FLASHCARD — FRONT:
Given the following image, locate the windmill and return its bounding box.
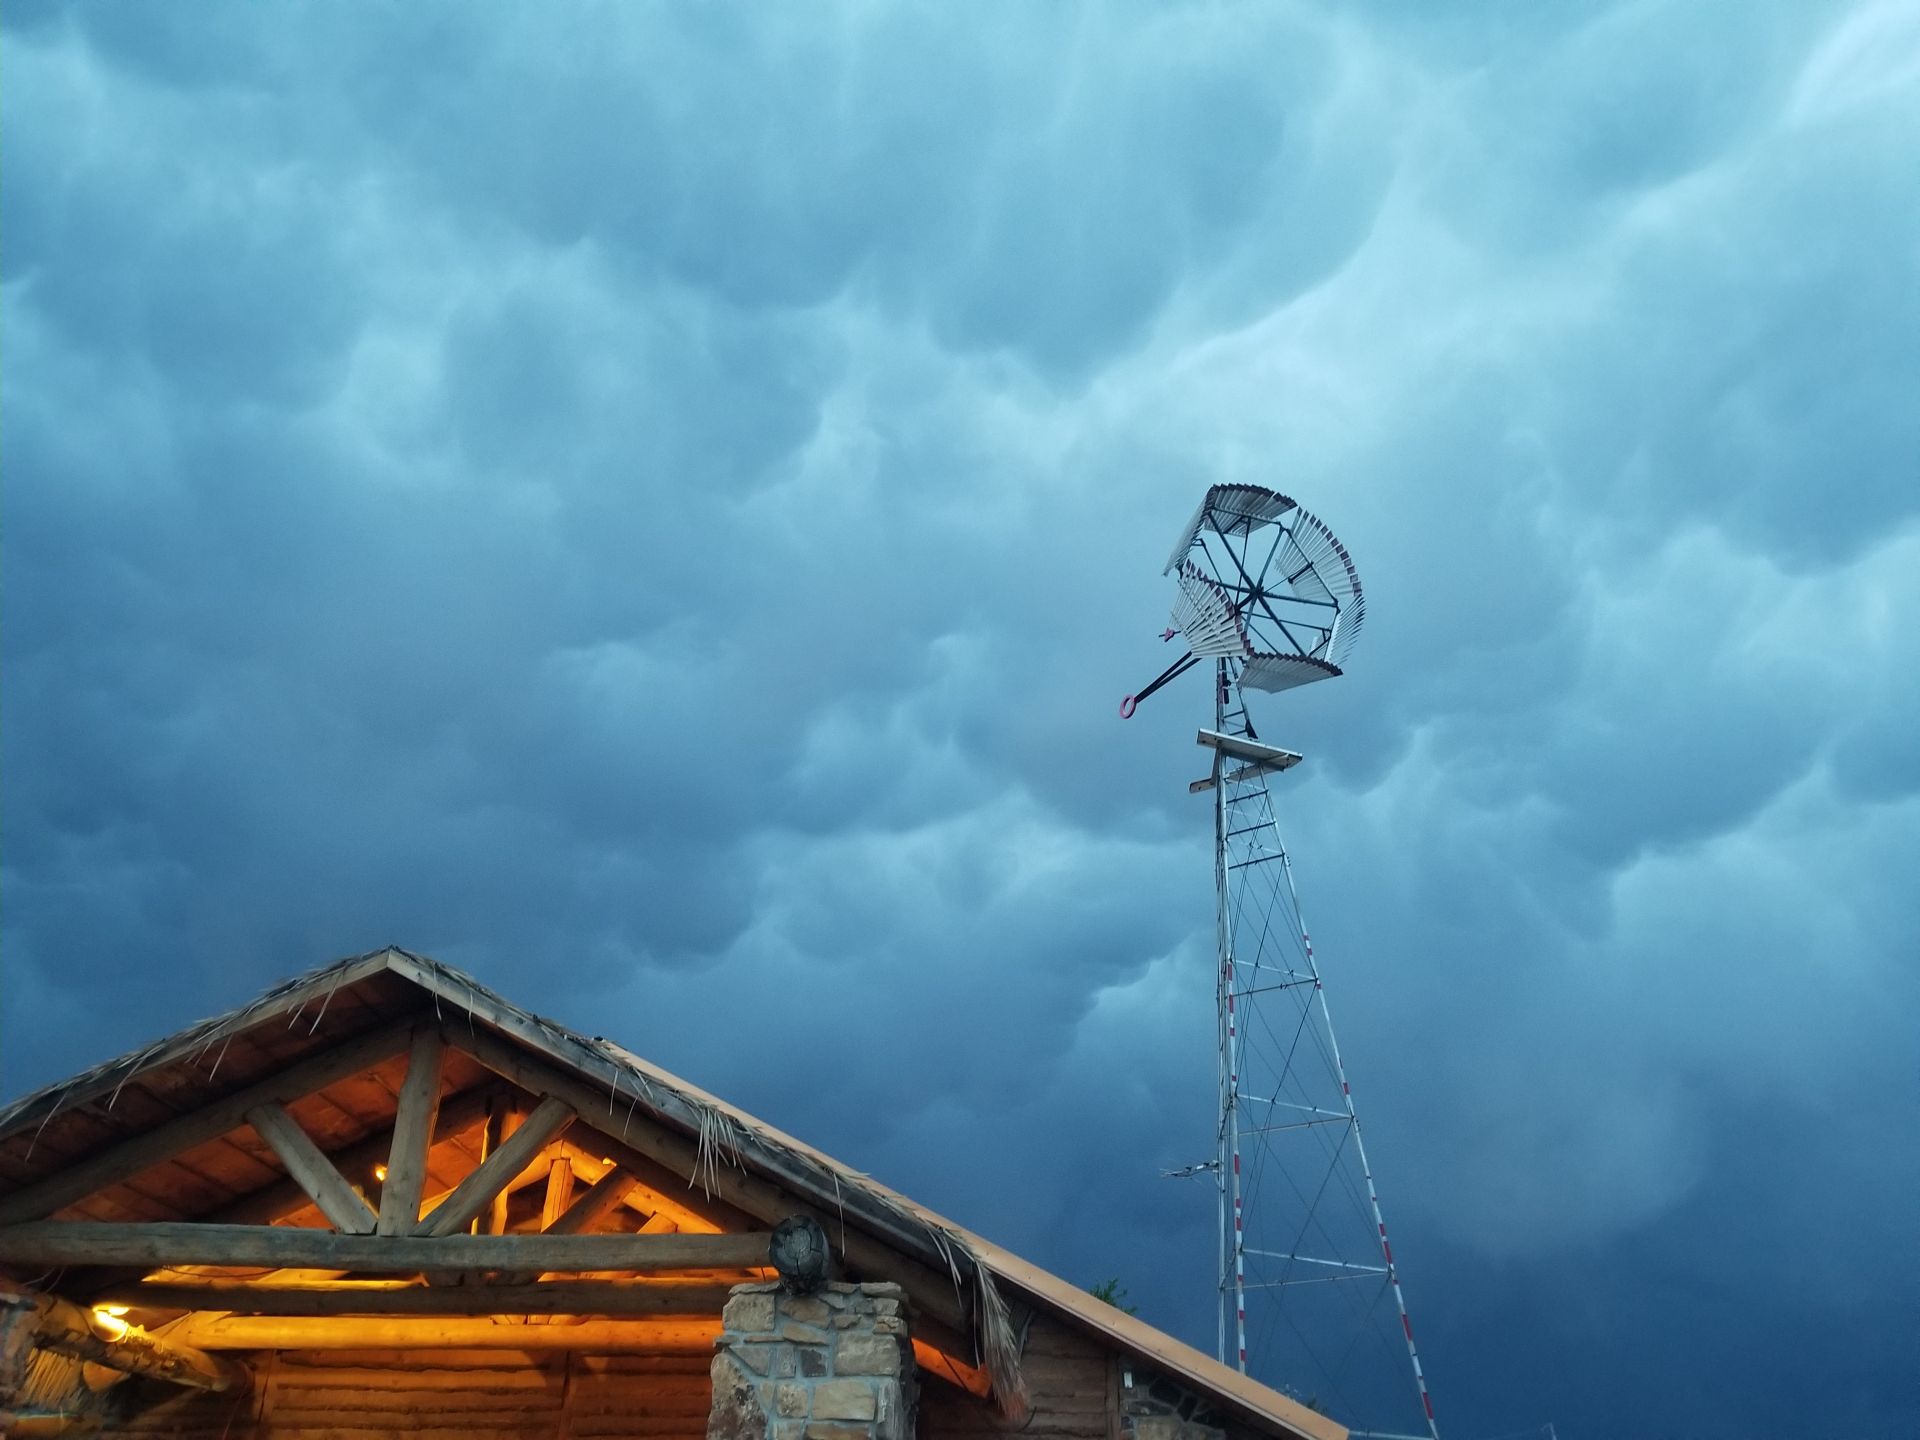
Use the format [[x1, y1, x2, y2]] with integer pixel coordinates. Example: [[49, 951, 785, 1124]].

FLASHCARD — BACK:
[[1122, 485, 1438, 1440]]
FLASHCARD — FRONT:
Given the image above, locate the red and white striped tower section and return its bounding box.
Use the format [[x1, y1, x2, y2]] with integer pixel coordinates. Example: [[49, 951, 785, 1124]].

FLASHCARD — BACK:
[[1279, 852, 1439, 1440], [1212, 660, 1251, 1374]]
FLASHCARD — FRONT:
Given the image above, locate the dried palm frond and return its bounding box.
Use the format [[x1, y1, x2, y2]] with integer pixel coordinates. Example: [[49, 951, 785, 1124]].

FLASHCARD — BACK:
[[693, 1104, 747, 1198]]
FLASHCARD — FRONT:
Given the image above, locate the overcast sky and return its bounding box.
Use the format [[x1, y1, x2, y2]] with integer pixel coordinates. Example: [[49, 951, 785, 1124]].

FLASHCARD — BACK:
[[5, 3, 1917, 1437]]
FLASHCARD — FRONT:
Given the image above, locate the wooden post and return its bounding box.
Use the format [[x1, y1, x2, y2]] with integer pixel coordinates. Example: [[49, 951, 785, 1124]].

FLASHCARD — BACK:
[[480, 1099, 510, 1235], [541, 1157, 575, 1231], [378, 1028, 445, 1235]]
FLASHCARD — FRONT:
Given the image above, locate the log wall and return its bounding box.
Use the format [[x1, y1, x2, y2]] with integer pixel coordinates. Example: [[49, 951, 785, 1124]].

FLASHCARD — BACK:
[[97, 1347, 715, 1439], [93, 1312, 1229, 1440], [921, 1312, 1117, 1440]]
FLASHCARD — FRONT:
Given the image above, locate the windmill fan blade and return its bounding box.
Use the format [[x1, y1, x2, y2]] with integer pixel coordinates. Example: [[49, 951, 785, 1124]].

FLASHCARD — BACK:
[[1171, 562, 1253, 659], [1280, 506, 1367, 663], [1164, 484, 1299, 575], [1240, 653, 1343, 694]]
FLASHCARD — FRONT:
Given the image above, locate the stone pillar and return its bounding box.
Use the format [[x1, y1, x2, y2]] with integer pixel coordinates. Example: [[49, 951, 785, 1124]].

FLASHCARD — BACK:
[[1118, 1366, 1228, 1440], [709, 1281, 917, 1440]]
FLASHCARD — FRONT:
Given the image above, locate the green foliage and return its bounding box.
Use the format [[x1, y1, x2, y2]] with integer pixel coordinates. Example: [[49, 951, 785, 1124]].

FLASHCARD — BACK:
[[1088, 1277, 1139, 1315]]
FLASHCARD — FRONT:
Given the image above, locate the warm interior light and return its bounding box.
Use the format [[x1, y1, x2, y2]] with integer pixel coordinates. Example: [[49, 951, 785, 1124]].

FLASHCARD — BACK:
[[373, 1164, 388, 1182], [90, 1306, 130, 1341], [600, 1157, 614, 1167]]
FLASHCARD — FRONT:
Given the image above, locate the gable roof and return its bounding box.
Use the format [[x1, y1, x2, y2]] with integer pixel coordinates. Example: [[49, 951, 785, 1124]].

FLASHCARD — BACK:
[[0, 946, 1343, 1440]]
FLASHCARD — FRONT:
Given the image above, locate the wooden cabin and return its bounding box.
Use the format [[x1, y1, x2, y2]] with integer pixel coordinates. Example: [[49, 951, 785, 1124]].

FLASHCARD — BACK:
[[0, 948, 1340, 1440]]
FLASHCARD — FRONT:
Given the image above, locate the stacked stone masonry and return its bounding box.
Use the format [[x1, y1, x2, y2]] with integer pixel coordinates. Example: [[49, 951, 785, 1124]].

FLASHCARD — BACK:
[[711, 1281, 918, 1440], [1120, 1367, 1230, 1440]]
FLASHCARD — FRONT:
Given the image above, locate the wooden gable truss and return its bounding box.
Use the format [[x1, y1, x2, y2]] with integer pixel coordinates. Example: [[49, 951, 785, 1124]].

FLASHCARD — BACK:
[[0, 950, 1342, 1440]]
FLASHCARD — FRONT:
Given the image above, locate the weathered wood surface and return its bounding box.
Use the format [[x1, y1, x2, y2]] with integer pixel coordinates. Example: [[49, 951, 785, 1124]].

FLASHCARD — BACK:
[[103, 1279, 736, 1316], [0, 1221, 770, 1273], [376, 1028, 445, 1236], [0, 1021, 416, 1227], [541, 1156, 575, 1230], [15, 1289, 250, 1393], [450, 1025, 978, 1334], [243, 1104, 377, 1236], [417, 1094, 573, 1237], [923, 1312, 1112, 1439], [171, 1314, 723, 1351]]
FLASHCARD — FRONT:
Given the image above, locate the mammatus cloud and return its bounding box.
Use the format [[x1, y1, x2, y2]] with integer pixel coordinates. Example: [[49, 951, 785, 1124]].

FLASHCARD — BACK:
[[5, 3, 1915, 1436]]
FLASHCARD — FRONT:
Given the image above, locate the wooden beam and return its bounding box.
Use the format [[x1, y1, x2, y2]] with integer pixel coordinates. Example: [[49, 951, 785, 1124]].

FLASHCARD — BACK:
[[0, 1020, 418, 1226], [62, 1086, 505, 1306], [377, 1028, 445, 1235], [914, 1336, 994, 1400], [416, 1096, 574, 1238], [450, 1027, 973, 1333], [492, 1160, 639, 1288], [209, 1086, 499, 1231], [0, 1222, 771, 1274], [23, 1290, 249, 1392], [556, 1141, 723, 1233], [243, 1103, 377, 1235], [540, 1158, 574, 1231], [482, 1099, 516, 1235], [171, 1313, 721, 1351], [547, 1164, 634, 1237], [105, 1279, 735, 1317]]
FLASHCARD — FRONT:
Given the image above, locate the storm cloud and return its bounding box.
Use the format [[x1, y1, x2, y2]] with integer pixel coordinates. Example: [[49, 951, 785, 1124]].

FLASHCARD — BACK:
[[5, 3, 1916, 1437]]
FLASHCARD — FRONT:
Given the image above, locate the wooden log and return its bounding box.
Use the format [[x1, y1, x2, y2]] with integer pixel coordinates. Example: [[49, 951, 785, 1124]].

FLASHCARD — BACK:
[[0, 1021, 417, 1226], [493, 1162, 638, 1287], [209, 1086, 498, 1230], [102, 1280, 735, 1317], [547, 1165, 633, 1238], [62, 1088, 504, 1306], [482, 1101, 516, 1236], [21, 1290, 249, 1393], [170, 1314, 722, 1351], [540, 1158, 574, 1231], [417, 1096, 574, 1238], [243, 1103, 377, 1235], [0, 1221, 770, 1273], [555, 1141, 722, 1233], [448, 1028, 974, 1333], [378, 1028, 445, 1235]]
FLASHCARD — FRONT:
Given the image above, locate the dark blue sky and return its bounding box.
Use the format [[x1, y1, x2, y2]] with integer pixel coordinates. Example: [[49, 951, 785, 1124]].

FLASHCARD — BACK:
[[5, 4, 1917, 1438]]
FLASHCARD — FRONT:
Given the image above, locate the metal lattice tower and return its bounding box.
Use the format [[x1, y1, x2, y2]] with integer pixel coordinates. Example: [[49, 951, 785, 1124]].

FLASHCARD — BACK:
[[1123, 487, 1438, 1440]]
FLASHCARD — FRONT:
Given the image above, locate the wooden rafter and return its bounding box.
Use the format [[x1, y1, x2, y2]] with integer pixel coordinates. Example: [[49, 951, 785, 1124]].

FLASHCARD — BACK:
[[555, 1140, 724, 1233], [0, 1020, 417, 1227], [448, 1024, 975, 1334], [242, 1103, 376, 1235], [416, 1095, 574, 1238]]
